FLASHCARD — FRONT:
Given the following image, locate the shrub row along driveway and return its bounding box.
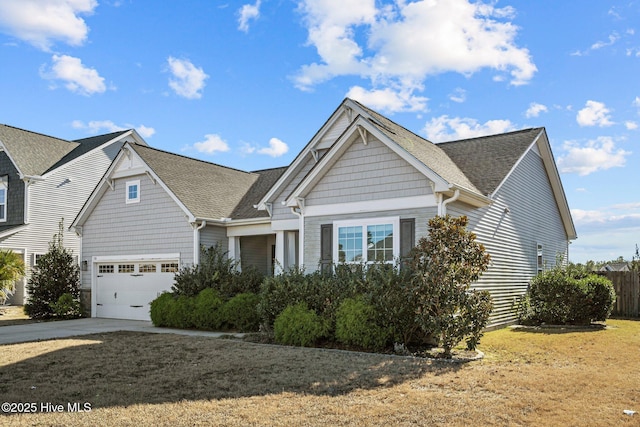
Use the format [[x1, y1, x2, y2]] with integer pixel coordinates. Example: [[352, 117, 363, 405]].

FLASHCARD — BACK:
[[1, 319, 639, 426]]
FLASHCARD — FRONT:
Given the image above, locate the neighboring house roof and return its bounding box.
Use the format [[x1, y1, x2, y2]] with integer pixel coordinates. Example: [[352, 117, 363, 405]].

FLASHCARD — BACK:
[[0, 124, 132, 177], [127, 144, 286, 221], [437, 127, 544, 197], [599, 262, 631, 272]]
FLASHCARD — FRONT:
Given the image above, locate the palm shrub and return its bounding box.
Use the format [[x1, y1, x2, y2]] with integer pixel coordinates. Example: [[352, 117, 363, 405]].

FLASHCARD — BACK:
[[0, 249, 25, 305], [409, 215, 492, 358], [24, 221, 81, 319]]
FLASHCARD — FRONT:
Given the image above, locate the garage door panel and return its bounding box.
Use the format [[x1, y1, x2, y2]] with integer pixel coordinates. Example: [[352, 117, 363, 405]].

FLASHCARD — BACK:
[[95, 260, 177, 321]]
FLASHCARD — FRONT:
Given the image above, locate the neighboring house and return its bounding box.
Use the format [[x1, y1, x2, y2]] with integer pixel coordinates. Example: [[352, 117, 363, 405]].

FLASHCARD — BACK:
[[73, 98, 576, 325], [0, 124, 146, 305], [599, 262, 631, 272]]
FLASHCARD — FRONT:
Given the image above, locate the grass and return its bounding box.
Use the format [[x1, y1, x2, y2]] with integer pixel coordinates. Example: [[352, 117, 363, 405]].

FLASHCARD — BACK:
[[0, 305, 36, 326], [1, 319, 639, 426]]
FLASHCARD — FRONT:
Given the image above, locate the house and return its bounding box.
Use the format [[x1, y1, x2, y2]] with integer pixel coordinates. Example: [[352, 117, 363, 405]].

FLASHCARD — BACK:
[[599, 262, 631, 272], [0, 124, 146, 305], [72, 98, 576, 325]]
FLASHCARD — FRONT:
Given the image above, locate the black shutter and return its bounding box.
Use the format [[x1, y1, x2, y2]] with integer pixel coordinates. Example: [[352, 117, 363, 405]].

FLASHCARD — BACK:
[[400, 218, 415, 268], [320, 224, 333, 274]]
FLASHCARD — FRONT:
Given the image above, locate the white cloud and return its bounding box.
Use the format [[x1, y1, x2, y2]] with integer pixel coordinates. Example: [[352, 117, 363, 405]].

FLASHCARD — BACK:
[[625, 121, 638, 130], [633, 96, 640, 110], [525, 102, 548, 118], [576, 100, 614, 127], [423, 115, 516, 142], [72, 120, 155, 138], [238, 0, 261, 32], [557, 137, 631, 176], [590, 33, 619, 50], [294, 0, 536, 112], [0, 0, 97, 51], [167, 57, 208, 99], [193, 134, 230, 154], [346, 86, 427, 113], [448, 88, 466, 103], [257, 138, 289, 157], [41, 54, 106, 96]]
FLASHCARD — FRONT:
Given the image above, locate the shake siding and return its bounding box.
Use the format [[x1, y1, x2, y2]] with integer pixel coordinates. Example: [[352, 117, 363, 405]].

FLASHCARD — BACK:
[[449, 149, 569, 326], [80, 174, 194, 289], [316, 113, 350, 148], [271, 155, 317, 221], [305, 138, 431, 205], [200, 225, 227, 249], [304, 208, 436, 272], [0, 152, 24, 228]]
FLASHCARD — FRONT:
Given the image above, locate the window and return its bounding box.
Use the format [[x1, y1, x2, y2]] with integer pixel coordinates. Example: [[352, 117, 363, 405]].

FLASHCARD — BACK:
[[537, 244, 544, 273], [334, 217, 399, 265], [98, 265, 114, 274], [118, 264, 135, 273], [161, 263, 179, 273], [139, 264, 156, 273], [126, 180, 140, 204], [0, 176, 7, 222]]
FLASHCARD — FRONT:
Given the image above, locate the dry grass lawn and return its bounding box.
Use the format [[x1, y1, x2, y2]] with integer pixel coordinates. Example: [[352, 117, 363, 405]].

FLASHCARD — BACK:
[[1, 319, 639, 426], [0, 305, 35, 326]]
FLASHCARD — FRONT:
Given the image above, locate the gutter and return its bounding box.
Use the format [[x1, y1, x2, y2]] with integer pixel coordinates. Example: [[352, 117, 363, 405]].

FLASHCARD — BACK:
[[192, 220, 207, 264]]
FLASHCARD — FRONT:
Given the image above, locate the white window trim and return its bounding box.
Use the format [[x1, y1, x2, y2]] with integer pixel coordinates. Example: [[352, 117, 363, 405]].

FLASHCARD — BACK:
[[0, 178, 7, 222], [125, 180, 140, 204], [333, 216, 400, 265]]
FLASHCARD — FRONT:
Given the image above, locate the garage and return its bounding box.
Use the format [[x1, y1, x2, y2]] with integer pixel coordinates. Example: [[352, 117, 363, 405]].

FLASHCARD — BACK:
[[94, 257, 179, 321]]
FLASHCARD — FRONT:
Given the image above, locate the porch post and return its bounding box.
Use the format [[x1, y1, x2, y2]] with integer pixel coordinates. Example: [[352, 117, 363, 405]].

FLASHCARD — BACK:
[[275, 231, 285, 275], [228, 236, 241, 272]]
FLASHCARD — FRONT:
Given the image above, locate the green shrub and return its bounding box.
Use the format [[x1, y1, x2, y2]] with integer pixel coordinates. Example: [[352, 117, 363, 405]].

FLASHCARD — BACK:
[[274, 303, 328, 347], [24, 221, 81, 319], [463, 290, 493, 351], [49, 292, 82, 319], [335, 297, 390, 350], [522, 269, 616, 325], [172, 244, 237, 298], [149, 293, 196, 329], [150, 292, 174, 327], [219, 292, 261, 332], [192, 288, 224, 330]]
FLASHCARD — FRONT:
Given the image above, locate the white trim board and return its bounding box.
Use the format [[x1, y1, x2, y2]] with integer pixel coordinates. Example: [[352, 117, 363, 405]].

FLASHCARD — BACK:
[[304, 195, 437, 217]]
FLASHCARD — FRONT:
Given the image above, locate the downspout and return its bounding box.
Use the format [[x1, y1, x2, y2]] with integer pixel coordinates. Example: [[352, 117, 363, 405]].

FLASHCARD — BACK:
[[192, 220, 207, 264], [439, 189, 460, 216]]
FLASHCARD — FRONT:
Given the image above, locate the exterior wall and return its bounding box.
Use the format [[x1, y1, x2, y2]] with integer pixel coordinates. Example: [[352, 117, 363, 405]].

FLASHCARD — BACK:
[[449, 149, 570, 326], [305, 137, 432, 206], [200, 224, 227, 250], [271, 154, 317, 221], [240, 234, 270, 275], [304, 207, 436, 271], [1, 142, 122, 304], [0, 152, 25, 229], [80, 173, 194, 290]]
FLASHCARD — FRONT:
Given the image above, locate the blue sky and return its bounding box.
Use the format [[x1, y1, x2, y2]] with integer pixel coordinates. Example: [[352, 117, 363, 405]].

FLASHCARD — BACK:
[[0, 0, 638, 264]]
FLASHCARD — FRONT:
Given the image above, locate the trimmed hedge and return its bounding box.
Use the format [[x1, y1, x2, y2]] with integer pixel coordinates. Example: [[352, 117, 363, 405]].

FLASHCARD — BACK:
[[335, 297, 390, 350], [219, 293, 261, 332], [274, 303, 328, 347]]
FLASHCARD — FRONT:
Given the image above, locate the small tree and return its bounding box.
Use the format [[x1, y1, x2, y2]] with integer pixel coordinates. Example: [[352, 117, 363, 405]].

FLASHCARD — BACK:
[[410, 215, 492, 358], [24, 220, 81, 319], [0, 249, 25, 305]]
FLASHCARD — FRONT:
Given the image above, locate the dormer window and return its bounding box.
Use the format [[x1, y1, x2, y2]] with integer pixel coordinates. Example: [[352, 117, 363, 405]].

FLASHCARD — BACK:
[[126, 180, 140, 204]]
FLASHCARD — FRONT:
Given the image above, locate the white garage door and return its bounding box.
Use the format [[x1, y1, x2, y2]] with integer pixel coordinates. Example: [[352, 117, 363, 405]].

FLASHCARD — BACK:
[[95, 260, 179, 321]]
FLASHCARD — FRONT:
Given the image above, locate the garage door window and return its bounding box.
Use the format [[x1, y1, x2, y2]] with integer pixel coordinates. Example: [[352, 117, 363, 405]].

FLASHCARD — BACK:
[[140, 264, 156, 273], [161, 263, 179, 273], [99, 265, 114, 274], [119, 264, 135, 273]]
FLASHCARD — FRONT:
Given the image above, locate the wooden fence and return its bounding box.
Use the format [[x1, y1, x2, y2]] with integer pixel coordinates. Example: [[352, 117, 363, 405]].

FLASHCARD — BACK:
[[599, 271, 640, 318]]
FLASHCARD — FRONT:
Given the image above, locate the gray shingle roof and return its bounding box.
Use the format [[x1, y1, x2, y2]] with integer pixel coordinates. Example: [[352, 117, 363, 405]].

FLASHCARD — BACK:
[[129, 144, 283, 221], [437, 128, 542, 196], [0, 124, 78, 176], [0, 125, 129, 176], [231, 167, 288, 219]]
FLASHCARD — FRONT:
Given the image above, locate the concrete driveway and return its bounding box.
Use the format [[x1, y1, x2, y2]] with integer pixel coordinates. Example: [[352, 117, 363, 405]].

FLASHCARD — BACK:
[[0, 318, 242, 345]]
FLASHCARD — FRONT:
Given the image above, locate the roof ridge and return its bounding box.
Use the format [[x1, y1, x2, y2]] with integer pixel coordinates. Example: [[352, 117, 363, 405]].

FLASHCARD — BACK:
[[130, 143, 258, 176], [0, 123, 74, 144], [251, 165, 289, 173], [436, 127, 544, 145], [73, 130, 130, 143]]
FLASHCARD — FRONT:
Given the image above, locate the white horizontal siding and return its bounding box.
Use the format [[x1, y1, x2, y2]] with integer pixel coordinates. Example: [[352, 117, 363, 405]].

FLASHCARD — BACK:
[[80, 173, 194, 289]]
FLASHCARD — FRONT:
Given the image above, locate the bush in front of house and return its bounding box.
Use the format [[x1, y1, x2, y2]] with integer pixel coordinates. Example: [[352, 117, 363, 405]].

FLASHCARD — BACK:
[[193, 288, 224, 330], [150, 292, 175, 327], [335, 297, 390, 350], [273, 302, 329, 347], [24, 221, 82, 320], [520, 268, 616, 325], [409, 215, 493, 358], [219, 292, 261, 332]]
